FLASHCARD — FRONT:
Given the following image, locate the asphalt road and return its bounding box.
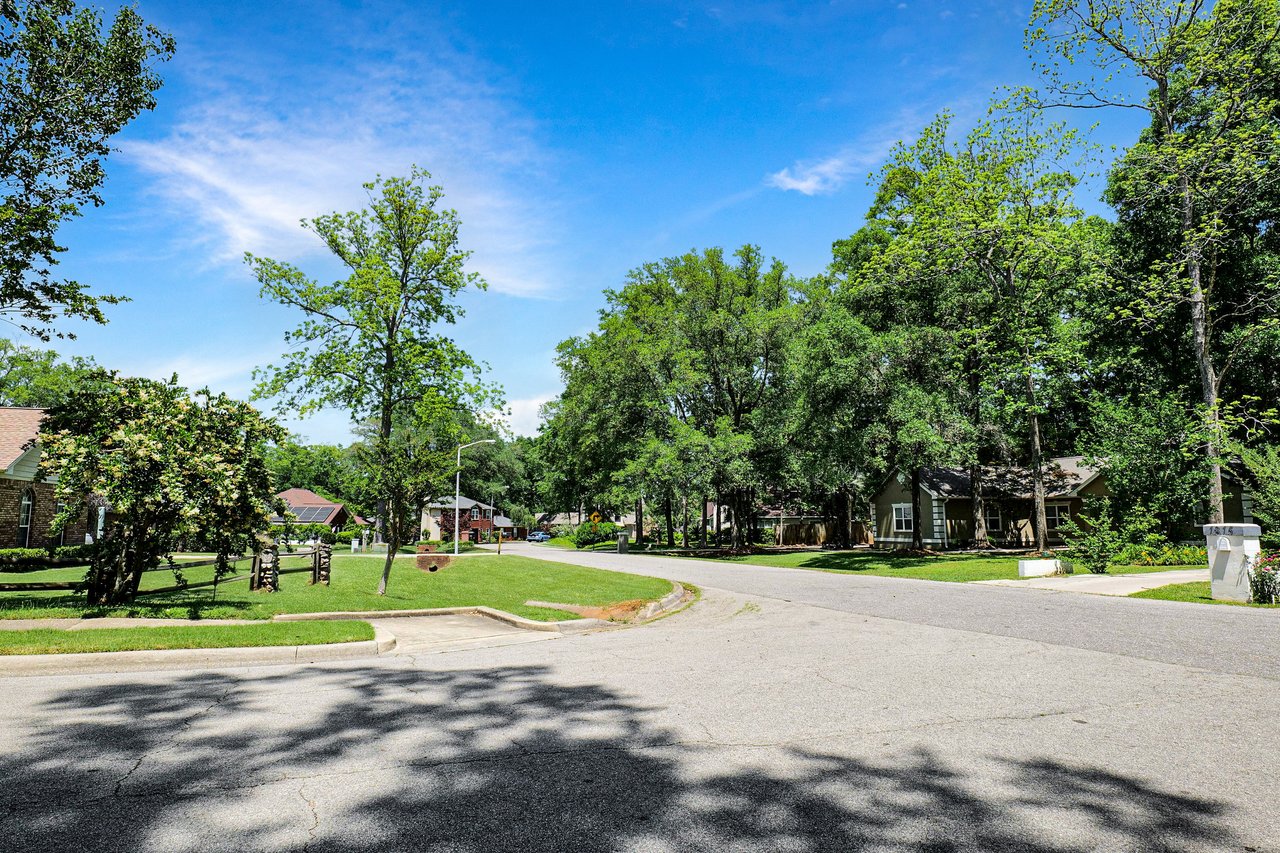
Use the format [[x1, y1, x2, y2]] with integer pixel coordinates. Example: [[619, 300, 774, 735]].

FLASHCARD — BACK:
[[2, 543, 1277, 852]]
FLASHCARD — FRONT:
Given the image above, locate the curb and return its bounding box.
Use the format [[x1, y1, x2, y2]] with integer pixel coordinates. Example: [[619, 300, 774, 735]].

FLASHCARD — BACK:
[[272, 607, 612, 634], [0, 624, 397, 678], [636, 582, 689, 621]]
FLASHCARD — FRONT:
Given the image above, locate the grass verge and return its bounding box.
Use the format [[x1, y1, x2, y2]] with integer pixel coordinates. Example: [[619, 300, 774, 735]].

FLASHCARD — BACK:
[[1129, 581, 1279, 608], [689, 550, 1201, 583], [0, 555, 672, 622], [0, 620, 374, 655]]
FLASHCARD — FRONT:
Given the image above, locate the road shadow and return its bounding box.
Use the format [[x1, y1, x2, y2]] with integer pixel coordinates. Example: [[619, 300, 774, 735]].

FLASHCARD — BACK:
[[1, 664, 1242, 852]]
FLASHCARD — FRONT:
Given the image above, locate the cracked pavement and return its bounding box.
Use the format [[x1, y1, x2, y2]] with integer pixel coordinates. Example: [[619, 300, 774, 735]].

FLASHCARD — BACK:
[[1, 544, 1277, 851]]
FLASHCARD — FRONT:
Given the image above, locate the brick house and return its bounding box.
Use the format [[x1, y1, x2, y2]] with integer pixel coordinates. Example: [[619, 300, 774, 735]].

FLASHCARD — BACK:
[[270, 488, 363, 532], [0, 408, 93, 548]]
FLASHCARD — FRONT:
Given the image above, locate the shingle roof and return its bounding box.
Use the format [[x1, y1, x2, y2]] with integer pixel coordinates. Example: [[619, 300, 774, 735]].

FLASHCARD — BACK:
[[0, 408, 46, 471], [426, 496, 494, 511], [277, 488, 340, 508], [273, 488, 343, 525], [920, 456, 1100, 500]]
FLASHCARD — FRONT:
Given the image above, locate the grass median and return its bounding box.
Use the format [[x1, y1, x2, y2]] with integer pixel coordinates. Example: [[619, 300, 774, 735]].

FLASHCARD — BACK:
[[1130, 581, 1280, 607], [0, 554, 672, 622], [686, 550, 1200, 583], [0, 620, 374, 655]]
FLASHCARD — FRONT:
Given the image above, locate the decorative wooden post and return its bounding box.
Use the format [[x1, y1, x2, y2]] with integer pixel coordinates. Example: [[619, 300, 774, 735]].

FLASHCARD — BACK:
[[248, 552, 262, 591]]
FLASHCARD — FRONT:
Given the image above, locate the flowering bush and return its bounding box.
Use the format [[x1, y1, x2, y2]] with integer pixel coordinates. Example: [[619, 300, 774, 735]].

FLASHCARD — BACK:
[[1248, 552, 1280, 605]]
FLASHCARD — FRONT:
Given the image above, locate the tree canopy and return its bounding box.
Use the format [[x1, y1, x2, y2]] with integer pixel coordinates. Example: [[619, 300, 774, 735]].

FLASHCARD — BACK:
[[1, 0, 174, 338]]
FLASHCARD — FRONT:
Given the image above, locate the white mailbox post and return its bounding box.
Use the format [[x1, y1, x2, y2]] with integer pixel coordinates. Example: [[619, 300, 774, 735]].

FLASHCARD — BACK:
[[1204, 523, 1260, 603]]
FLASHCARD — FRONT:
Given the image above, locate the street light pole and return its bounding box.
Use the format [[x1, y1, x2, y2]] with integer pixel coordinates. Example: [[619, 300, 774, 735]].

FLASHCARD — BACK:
[[454, 439, 496, 556]]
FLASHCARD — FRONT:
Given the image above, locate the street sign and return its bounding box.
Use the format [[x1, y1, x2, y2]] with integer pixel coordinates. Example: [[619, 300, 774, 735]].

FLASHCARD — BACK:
[[590, 512, 602, 523]]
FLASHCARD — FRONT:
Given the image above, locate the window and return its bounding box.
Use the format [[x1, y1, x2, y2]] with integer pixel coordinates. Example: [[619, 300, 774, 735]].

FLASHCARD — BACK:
[[983, 506, 1002, 533], [892, 504, 913, 533], [54, 500, 66, 547], [470, 506, 480, 520], [17, 489, 33, 548], [1044, 503, 1069, 532]]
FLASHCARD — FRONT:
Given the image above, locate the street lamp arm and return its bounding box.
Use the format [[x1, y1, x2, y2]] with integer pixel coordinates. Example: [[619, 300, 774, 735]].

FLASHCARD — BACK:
[[453, 439, 497, 556]]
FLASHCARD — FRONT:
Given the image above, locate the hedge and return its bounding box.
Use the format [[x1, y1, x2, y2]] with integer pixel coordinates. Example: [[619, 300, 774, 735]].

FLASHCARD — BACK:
[[0, 544, 98, 571]]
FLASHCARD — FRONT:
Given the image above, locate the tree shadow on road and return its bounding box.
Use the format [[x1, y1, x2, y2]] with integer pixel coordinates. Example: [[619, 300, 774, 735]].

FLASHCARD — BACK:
[[1, 664, 1241, 852]]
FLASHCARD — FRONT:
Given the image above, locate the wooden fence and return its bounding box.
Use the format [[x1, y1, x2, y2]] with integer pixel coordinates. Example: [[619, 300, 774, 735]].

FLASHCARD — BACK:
[[0, 544, 333, 595]]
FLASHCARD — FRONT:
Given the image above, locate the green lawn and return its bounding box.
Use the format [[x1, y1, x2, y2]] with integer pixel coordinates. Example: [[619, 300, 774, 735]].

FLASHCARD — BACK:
[[0, 620, 374, 655], [1130, 581, 1280, 608], [0, 554, 672, 622], [694, 550, 1200, 583]]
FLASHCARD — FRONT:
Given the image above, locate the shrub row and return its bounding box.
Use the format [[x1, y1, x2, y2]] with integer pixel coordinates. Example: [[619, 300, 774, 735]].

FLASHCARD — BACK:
[[1115, 543, 1208, 566], [0, 543, 98, 571]]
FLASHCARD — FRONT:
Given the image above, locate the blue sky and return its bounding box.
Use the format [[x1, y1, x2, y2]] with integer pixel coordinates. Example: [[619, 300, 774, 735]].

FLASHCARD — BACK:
[[39, 0, 1144, 443]]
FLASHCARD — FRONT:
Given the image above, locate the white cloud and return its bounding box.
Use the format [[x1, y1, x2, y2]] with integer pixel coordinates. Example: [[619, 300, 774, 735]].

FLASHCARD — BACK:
[[122, 32, 564, 298], [766, 111, 926, 196], [503, 393, 554, 437], [767, 154, 868, 195]]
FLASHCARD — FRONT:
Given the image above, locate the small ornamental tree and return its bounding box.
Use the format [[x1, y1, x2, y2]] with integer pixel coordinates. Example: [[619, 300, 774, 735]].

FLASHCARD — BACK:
[[38, 373, 286, 604]]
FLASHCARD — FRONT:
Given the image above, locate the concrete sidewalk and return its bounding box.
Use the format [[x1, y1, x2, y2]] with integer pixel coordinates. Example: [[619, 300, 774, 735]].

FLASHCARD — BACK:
[[974, 567, 1207, 596]]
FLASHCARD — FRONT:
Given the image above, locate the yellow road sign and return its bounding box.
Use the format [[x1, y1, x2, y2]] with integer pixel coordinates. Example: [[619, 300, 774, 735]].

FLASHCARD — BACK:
[[590, 512, 602, 523]]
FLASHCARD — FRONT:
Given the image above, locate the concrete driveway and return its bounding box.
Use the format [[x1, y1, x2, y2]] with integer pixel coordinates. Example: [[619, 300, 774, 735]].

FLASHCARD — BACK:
[[1, 542, 1276, 852]]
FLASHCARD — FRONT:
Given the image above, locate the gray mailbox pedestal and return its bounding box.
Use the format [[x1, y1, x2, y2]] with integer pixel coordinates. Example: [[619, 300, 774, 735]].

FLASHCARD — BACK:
[[1204, 523, 1260, 603], [617, 532, 629, 554]]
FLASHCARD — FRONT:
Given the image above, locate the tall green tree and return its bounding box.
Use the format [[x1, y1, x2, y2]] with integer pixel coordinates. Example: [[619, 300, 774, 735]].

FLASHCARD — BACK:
[[1028, 0, 1280, 522], [40, 373, 284, 605], [249, 170, 494, 594], [860, 106, 1091, 549], [1, 1, 174, 338], [541, 246, 799, 549], [0, 338, 98, 406]]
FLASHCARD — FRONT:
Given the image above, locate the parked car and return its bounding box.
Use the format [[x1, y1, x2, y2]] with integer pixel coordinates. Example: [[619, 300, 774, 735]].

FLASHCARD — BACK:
[[526, 530, 551, 542]]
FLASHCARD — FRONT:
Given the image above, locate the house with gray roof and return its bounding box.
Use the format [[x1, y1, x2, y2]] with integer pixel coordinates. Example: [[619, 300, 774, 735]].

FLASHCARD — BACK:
[[870, 455, 1254, 548]]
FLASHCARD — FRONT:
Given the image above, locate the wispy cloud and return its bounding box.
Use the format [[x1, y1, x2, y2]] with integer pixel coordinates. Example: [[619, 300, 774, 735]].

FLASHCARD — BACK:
[[122, 19, 564, 298], [766, 111, 928, 196]]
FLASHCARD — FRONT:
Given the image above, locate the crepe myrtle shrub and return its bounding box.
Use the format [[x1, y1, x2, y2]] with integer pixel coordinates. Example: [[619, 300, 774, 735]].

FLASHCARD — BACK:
[[1248, 552, 1280, 605], [37, 372, 287, 604]]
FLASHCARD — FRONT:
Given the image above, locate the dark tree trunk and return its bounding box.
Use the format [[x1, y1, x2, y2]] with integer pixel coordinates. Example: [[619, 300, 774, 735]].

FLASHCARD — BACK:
[[700, 496, 708, 548], [665, 496, 675, 547], [635, 496, 644, 547], [682, 496, 689, 549], [911, 467, 924, 551], [971, 462, 988, 548]]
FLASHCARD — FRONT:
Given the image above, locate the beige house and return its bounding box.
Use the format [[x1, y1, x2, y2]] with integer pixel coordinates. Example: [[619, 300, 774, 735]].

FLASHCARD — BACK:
[[871, 456, 1255, 549]]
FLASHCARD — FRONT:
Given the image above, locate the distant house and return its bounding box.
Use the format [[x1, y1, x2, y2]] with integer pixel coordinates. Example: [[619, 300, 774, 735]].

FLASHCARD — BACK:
[[271, 488, 362, 533], [422, 496, 495, 541], [871, 457, 1111, 548], [0, 407, 94, 548], [870, 456, 1254, 548]]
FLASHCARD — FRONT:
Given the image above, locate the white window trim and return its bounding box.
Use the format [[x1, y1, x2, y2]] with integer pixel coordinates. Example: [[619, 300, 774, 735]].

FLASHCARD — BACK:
[[1043, 502, 1070, 531], [983, 505, 1002, 533], [18, 489, 34, 548], [892, 503, 913, 533]]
